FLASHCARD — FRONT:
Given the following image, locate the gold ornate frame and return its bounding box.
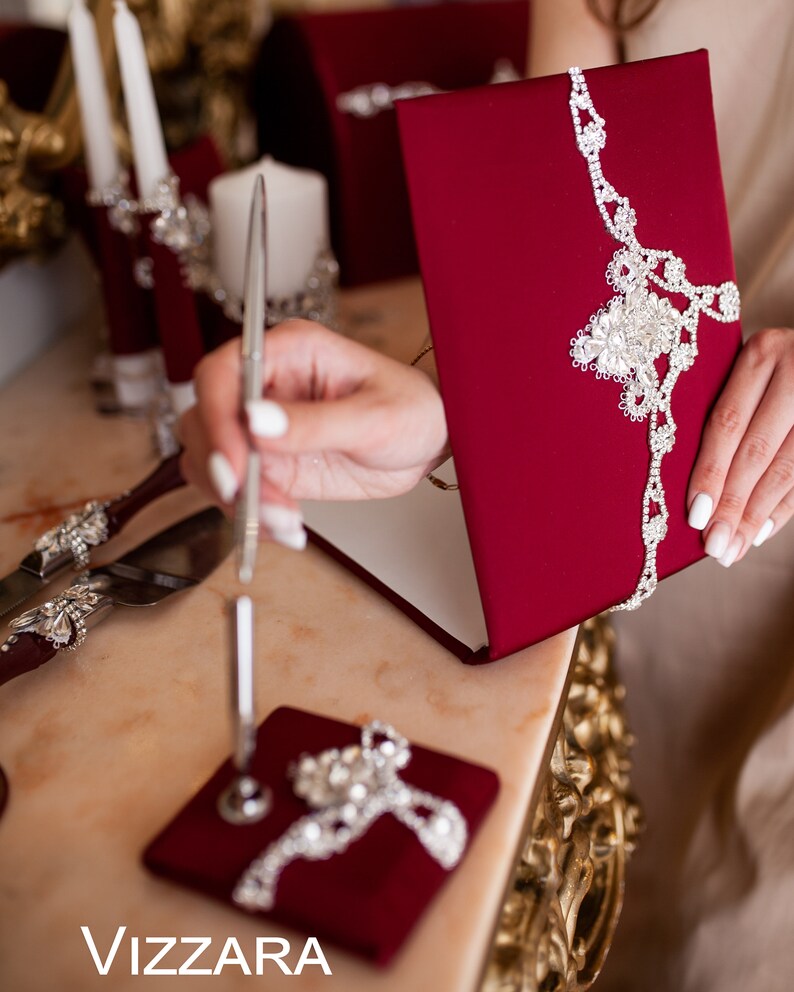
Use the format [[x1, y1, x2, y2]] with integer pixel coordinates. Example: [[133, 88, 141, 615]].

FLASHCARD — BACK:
[[481, 616, 642, 991]]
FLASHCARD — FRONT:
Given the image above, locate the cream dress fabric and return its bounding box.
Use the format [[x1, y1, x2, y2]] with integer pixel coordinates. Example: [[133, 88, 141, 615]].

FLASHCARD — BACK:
[[602, 3, 794, 990]]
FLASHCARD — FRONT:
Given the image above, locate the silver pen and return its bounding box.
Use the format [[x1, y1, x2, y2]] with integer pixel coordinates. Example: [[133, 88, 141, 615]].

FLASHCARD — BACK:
[[217, 595, 271, 824], [234, 174, 267, 585]]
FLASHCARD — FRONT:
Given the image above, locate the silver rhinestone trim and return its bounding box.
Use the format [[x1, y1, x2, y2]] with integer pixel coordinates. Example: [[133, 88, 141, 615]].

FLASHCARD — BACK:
[[567, 67, 740, 611]]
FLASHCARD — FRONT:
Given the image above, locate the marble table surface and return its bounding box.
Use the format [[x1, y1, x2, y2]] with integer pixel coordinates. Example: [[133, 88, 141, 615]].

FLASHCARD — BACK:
[[0, 279, 576, 991]]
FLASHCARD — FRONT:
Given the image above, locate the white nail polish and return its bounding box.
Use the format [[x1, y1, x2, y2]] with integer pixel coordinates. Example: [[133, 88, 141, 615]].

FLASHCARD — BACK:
[[718, 537, 742, 568], [752, 518, 774, 548], [246, 400, 289, 438], [688, 493, 713, 531], [272, 526, 307, 551], [260, 503, 304, 533], [705, 522, 731, 560], [207, 451, 238, 503]]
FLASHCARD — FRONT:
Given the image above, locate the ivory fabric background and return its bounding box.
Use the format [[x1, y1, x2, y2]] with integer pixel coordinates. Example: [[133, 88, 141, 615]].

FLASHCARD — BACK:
[[602, 2, 794, 989]]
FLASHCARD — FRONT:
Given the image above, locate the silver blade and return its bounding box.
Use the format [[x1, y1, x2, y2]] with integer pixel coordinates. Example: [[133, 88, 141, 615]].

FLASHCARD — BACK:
[[0, 568, 45, 619], [86, 507, 233, 608]]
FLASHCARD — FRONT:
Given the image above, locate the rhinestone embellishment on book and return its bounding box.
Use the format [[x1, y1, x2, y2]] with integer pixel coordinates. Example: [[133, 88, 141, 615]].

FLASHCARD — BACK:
[[233, 721, 468, 912], [567, 67, 740, 611]]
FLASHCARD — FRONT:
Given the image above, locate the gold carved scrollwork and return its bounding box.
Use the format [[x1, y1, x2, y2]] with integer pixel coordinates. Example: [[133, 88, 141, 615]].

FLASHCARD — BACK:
[[481, 615, 643, 991], [0, 0, 111, 266], [129, 0, 261, 161], [0, 0, 258, 265], [0, 81, 68, 263]]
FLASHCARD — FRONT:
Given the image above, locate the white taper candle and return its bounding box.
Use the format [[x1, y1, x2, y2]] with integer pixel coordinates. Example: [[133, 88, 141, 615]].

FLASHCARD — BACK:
[[68, 0, 120, 190], [112, 0, 169, 199]]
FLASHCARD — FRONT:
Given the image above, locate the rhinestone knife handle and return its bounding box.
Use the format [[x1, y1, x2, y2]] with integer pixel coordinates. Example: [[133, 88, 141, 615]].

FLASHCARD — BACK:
[[0, 597, 114, 687], [20, 454, 186, 580]]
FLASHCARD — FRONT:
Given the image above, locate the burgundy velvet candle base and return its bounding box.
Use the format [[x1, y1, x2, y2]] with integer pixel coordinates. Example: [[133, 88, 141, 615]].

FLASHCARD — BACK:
[[143, 707, 500, 966], [92, 206, 159, 356], [397, 51, 743, 660], [146, 236, 206, 385], [143, 134, 230, 379]]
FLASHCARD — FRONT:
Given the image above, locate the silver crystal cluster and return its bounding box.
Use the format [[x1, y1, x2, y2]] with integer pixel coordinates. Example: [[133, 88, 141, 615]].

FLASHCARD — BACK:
[[34, 501, 110, 572], [6, 581, 105, 651], [232, 720, 468, 912], [86, 171, 140, 236], [567, 67, 740, 611], [208, 249, 340, 329], [336, 59, 520, 119]]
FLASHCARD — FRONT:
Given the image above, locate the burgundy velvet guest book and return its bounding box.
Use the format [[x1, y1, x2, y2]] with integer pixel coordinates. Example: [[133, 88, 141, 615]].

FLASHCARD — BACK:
[[397, 51, 742, 657], [306, 51, 742, 663]]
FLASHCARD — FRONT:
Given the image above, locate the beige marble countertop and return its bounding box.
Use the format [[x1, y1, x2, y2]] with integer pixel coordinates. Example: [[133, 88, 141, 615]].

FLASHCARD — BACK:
[[0, 280, 577, 992]]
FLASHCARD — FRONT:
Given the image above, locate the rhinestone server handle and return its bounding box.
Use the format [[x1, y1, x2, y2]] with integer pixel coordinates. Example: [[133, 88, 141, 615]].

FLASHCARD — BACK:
[[0, 588, 114, 687]]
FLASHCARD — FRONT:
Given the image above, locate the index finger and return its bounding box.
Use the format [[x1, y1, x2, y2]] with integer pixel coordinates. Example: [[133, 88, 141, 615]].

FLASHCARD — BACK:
[[687, 345, 770, 522], [194, 339, 249, 487]]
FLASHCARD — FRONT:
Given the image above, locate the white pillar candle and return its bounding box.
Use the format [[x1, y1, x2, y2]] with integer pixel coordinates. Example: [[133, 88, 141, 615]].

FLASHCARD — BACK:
[[112, 0, 169, 199], [68, 0, 119, 190], [209, 156, 329, 302]]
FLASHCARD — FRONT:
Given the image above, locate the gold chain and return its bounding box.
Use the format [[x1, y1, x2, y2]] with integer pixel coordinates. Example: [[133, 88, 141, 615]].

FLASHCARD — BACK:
[[409, 342, 460, 492]]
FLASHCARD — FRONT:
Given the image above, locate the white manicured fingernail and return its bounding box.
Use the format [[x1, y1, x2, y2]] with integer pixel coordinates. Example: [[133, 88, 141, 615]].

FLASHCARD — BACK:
[[718, 536, 742, 568], [260, 503, 307, 550], [260, 503, 304, 533], [246, 400, 289, 438], [271, 526, 307, 551], [705, 522, 731, 560], [207, 451, 238, 503], [752, 518, 774, 547], [688, 493, 713, 530]]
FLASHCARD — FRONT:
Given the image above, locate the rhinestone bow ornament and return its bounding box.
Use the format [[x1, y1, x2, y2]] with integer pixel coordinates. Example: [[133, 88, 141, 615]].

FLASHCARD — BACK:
[[567, 67, 740, 610], [233, 721, 468, 912], [34, 501, 110, 571], [7, 581, 105, 651]]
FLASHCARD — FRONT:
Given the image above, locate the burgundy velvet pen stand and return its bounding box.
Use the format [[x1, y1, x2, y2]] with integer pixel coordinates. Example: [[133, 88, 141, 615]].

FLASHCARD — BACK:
[[144, 706, 500, 966]]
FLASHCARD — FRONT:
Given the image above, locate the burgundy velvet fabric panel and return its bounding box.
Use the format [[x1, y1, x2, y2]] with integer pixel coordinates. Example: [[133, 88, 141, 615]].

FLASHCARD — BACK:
[[398, 52, 742, 660], [143, 135, 227, 379], [92, 206, 159, 355], [254, 2, 529, 286], [144, 706, 500, 966], [169, 133, 227, 201], [146, 237, 204, 383]]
